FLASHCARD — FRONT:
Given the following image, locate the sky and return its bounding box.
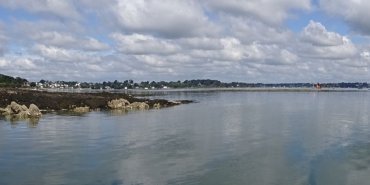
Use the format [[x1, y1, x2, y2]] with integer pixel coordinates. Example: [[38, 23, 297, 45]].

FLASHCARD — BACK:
[[0, 0, 370, 83]]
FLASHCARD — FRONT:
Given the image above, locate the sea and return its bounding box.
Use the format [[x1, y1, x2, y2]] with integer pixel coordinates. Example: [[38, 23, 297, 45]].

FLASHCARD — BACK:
[[1, 90, 370, 185]]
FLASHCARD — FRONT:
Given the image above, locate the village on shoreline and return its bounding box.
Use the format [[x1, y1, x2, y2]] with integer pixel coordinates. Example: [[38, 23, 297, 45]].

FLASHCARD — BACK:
[[1, 73, 369, 90]]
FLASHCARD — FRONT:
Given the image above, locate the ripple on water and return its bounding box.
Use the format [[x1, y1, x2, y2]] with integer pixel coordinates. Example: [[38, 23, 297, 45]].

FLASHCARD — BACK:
[[308, 142, 370, 185]]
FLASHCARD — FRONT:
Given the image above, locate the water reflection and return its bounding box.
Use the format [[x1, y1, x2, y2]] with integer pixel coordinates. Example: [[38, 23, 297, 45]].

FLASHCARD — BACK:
[[55, 111, 91, 117], [1, 115, 41, 127], [108, 109, 128, 116], [0, 91, 370, 185], [309, 143, 370, 185]]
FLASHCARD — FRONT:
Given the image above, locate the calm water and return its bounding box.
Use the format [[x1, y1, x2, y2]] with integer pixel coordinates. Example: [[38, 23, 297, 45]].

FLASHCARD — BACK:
[[1, 91, 370, 185]]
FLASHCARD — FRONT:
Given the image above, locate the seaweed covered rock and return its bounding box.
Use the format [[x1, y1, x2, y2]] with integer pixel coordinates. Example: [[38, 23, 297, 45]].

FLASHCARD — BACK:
[[0, 102, 41, 118], [10, 101, 23, 114], [73, 106, 90, 113], [0, 106, 12, 115], [1, 101, 26, 116], [127, 102, 149, 110], [17, 110, 29, 119], [153, 103, 161, 109], [21, 105, 28, 112], [28, 104, 42, 117], [107, 98, 130, 109]]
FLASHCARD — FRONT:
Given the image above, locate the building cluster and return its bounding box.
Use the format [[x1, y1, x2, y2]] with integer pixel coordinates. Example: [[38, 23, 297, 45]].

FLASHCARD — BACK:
[[35, 81, 81, 89]]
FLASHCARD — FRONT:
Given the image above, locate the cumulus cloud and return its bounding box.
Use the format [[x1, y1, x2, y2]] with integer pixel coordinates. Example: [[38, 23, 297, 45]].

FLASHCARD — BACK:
[[15, 58, 37, 69], [244, 43, 299, 65], [0, 0, 369, 82], [0, 22, 7, 55], [0, 0, 81, 20], [299, 21, 357, 60], [0, 54, 40, 74], [188, 37, 246, 62], [320, 0, 370, 35], [206, 0, 311, 25], [301, 40, 357, 60], [7, 19, 88, 50], [0, 40, 5, 56], [301, 20, 346, 46], [112, 0, 218, 38], [31, 31, 109, 51], [361, 51, 370, 59], [33, 44, 103, 63], [0, 58, 9, 67], [221, 16, 294, 44], [178, 37, 224, 51], [111, 33, 179, 55], [187, 38, 298, 66]]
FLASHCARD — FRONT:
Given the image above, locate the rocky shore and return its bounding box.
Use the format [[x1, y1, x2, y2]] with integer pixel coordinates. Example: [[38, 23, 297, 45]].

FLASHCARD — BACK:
[[0, 88, 192, 120]]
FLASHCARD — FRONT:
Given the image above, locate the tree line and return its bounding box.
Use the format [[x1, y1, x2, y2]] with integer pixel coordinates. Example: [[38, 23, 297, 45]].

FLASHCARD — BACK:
[[0, 73, 368, 89], [0, 74, 28, 87], [34, 79, 369, 89]]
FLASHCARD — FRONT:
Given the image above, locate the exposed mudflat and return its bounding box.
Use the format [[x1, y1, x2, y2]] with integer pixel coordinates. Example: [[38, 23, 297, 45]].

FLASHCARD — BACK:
[[0, 88, 192, 111]]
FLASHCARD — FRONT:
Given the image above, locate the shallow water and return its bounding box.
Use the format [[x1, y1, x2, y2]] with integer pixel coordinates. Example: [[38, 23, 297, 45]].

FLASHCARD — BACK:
[[1, 91, 370, 185]]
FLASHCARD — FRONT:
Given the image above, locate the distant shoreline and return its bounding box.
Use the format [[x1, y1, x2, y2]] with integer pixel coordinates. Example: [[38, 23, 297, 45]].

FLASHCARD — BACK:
[[33, 87, 370, 93], [129, 87, 369, 92]]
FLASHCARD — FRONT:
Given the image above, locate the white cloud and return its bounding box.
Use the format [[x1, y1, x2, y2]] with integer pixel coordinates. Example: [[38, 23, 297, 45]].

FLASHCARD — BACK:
[[34, 45, 75, 62], [178, 37, 224, 50], [0, 0, 370, 82], [303, 40, 357, 60], [0, 22, 7, 55], [8, 19, 87, 49], [84, 38, 110, 51], [280, 49, 299, 64], [222, 16, 294, 44], [33, 44, 102, 63], [188, 38, 298, 66], [111, 33, 179, 55], [31, 31, 109, 51], [219, 37, 245, 61], [301, 20, 346, 46], [244, 43, 299, 65], [0, 58, 9, 67], [320, 0, 370, 35], [361, 51, 370, 59], [206, 0, 311, 25], [299, 21, 357, 60], [0, 55, 39, 72], [188, 37, 246, 62], [14, 58, 37, 69], [113, 0, 218, 38], [134, 55, 172, 68], [0, 0, 81, 20]]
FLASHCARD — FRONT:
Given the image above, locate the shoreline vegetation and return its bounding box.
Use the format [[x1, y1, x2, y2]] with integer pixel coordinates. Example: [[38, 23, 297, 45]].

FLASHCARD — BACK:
[[2, 74, 369, 90]]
